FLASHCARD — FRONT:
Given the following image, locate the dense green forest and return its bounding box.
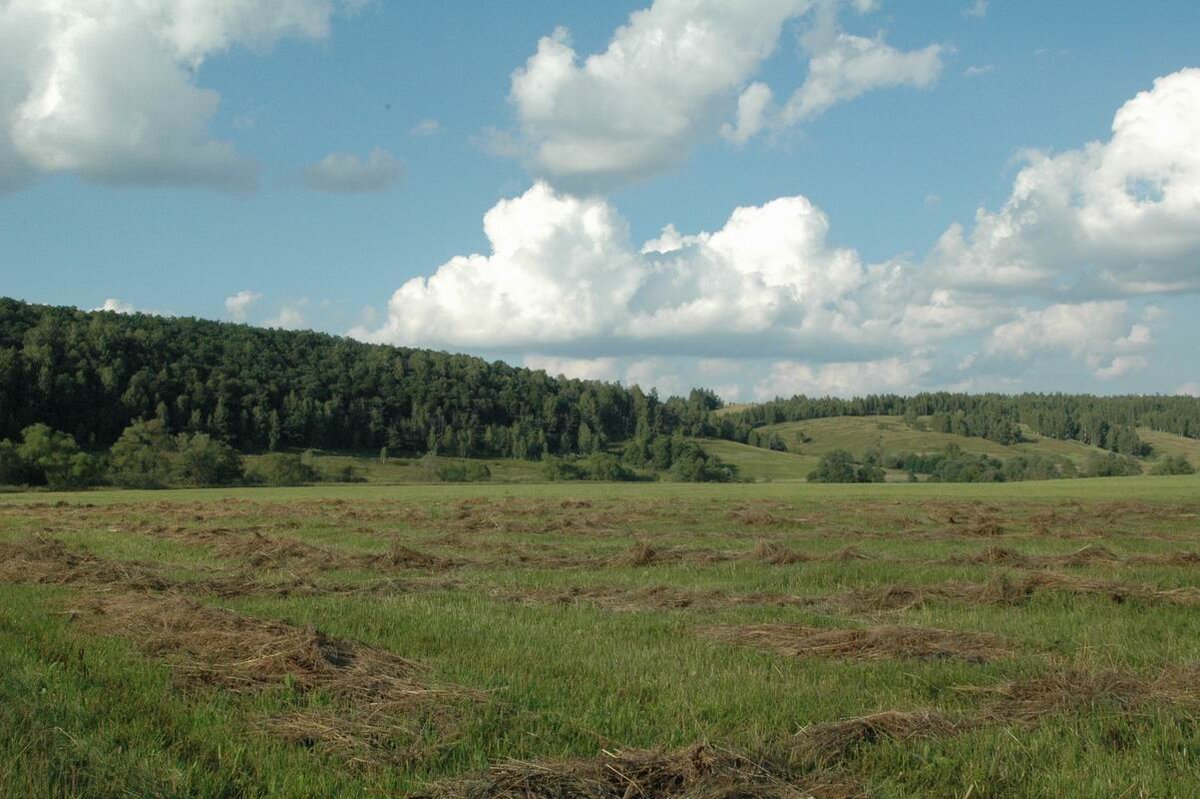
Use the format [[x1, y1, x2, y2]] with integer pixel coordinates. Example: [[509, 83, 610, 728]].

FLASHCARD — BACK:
[[0, 298, 714, 459], [1, 298, 1197, 475]]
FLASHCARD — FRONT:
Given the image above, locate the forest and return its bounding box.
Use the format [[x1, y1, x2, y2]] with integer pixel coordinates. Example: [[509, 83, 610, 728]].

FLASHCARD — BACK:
[[1, 298, 1197, 473]]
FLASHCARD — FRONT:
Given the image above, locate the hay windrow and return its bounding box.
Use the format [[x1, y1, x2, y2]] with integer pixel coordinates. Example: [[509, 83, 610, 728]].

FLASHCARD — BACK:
[[70, 593, 430, 697], [829, 571, 1200, 613], [703, 624, 1013, 663], [793, 711, 964, 769], [418, 744, 864, 799], [69, 593, 480, 767]]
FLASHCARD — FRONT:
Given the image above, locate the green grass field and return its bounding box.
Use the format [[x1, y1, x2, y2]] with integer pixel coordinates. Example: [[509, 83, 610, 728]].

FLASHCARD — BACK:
[[3, 475, 1200, 797]]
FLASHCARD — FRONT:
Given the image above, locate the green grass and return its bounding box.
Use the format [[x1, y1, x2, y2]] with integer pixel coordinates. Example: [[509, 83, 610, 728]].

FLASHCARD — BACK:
[[3, 476, 1200, 796], [695, 437, 819, 482], [1139, 427, 1200, 464]]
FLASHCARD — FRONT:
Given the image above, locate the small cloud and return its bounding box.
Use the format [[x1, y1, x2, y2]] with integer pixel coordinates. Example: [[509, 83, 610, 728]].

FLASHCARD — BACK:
[[1175, 382, 1200, 397], [91, 298, 170, 316], [224, 290, 262, 322], [964, 64, 995, 77], [264, 301, 309, 330], [303, 147, 403, 193], [410, 118, 441, 136], [94, 298, 136, 314], [925, 193, 943, 207], [963, 0, 988, 18], [1093, 355, 1148, 381], [1141, 305, 1168, 323]]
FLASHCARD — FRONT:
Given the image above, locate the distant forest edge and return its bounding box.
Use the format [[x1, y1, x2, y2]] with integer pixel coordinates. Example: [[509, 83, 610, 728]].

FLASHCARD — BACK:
[[2, 297, 1198, 465]]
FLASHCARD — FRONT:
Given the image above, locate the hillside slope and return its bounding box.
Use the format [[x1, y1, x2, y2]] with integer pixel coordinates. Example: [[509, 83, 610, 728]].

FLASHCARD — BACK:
[[758, 416, 1121, 466]]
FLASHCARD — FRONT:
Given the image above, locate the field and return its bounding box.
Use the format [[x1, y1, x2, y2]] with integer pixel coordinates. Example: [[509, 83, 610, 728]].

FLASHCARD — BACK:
[[3, 476, 1200, 797]]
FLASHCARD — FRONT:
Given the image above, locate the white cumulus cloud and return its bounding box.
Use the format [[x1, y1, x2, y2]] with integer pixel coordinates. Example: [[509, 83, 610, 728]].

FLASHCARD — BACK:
[[224, 290, 262, 322], [929, 68, 1200, 297], [503, 0, 943, 189], [0, 0, 351, 192]]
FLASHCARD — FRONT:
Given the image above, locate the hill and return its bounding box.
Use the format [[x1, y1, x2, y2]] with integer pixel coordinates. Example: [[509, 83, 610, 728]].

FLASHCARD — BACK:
[[758, 416, 1112, 466]]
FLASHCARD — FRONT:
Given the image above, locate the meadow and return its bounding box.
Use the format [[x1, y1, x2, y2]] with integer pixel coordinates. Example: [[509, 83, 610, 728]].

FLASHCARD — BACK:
[[2, 475, 1200, 797]]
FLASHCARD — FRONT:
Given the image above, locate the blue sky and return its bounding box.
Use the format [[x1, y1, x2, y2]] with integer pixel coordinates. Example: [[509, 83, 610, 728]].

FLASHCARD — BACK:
[[1, 0, 1198, 399]]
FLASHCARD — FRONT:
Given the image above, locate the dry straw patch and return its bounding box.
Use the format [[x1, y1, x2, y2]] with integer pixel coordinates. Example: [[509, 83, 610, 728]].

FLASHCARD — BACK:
[[69, 593, 478, 767], [793, 711, 964, 769], [419, 744, 863, 799], [703, 624, 1013, 663]]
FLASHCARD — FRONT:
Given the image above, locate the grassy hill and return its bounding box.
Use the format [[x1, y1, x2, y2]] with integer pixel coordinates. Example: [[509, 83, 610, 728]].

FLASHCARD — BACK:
[[694, 438, 819, 482], [756, 415, 1115, 466], [1138, 428, 1200, 464]]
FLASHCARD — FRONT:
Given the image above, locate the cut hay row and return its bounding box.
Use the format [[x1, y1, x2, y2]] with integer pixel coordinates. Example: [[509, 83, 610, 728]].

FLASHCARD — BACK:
[[416, 743, 863, 799], [69, 592, 478, 767], [702, 624, 1013, 663], [425, 661, 1200, 798], [792, 663, 1200, 768], [830, 571, 1200, 614], [0, 536, 453, 599]]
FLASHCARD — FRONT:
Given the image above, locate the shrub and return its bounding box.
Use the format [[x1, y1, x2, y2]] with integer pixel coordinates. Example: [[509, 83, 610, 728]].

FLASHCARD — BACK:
[[807, 450, 882, 483], [669, 442, 737, 483], [18, 424, 102, 490], [1149, 455, 1195, 476], [110, 419, 176, 489], [584, 453, 636, 482], [246, 453, 318, 486], [1081, 451, 1143, 478], [543, 457, 587, 481], [177, 433, 244, 486]]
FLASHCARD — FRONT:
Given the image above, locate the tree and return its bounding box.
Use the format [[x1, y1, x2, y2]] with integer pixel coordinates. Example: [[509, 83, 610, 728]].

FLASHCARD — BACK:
[[807, 450, 859, 483], [110, 419, 176, 488], [17, 424, 100, 490], [177, 433, 243, 486], [0, 439, 28, 485]]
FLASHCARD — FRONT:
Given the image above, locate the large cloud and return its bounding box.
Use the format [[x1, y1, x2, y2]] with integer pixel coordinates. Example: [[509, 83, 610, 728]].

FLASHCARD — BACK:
[[929, 68, 1200, 297], [362, 70, 1200, 398], [505, 0, 943, 190], [0, 0, 352, 191], [357, 180, 984, 363]]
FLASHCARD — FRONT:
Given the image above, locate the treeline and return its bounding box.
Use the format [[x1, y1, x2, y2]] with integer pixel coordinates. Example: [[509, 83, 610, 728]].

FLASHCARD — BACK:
[[721, 392, 1200, 454], [0, 298, 716, 458]]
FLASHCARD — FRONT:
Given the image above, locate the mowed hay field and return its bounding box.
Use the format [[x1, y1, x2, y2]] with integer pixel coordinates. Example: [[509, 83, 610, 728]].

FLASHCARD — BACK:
[[2, 478, 1200, 797]]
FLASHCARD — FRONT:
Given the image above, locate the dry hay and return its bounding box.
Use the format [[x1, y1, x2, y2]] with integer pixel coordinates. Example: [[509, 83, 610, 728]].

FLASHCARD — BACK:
[[71, 593, 427, 696], [419, 743, 863, 799], [703, 624, 1012, 663], [0, 537, 176, 592], [967, 665, 1200, 722], [495, 584, 817, 614], [829, 571, 1200, 613], [0, 536, 450, 600], [793, 711, 963, 769], [611, 541, 667, 567], [70, 592, 477, 767], [751, 540, 813, 565], [204, 531, 459, 573]]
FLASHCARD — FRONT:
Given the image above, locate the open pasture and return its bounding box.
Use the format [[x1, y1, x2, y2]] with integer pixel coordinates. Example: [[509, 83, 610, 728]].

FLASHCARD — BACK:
[[2, 476, 1200, 797]]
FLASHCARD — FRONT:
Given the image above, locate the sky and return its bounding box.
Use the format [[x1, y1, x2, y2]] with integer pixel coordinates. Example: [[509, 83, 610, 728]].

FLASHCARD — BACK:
[[1, 0, 1199, 401]]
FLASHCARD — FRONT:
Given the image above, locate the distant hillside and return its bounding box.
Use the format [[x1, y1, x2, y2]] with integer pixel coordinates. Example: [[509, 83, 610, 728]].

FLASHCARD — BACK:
[[759, 416, 1110, 464], [0, 297, 714, 456], [2, 297, 1197, 473]]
